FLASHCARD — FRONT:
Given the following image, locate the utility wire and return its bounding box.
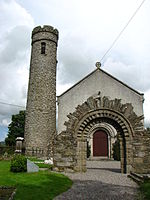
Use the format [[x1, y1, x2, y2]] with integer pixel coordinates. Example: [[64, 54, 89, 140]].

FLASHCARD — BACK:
[[0, 101, 25, 109], [0, 1, 146, 108], [100, 0, 146, 63]]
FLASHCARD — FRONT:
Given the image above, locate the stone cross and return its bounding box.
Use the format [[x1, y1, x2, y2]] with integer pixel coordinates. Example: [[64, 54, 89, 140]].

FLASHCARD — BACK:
[[95, 62, 101, 69]]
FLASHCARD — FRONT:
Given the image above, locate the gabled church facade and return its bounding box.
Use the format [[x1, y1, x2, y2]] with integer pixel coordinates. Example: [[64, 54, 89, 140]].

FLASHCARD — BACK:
[[24, 25, 150, 174], [58, 67, 144, 134], [57, 66, 144, 163]]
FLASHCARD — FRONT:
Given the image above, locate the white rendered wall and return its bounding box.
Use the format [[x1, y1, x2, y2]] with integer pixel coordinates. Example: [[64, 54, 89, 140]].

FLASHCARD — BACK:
[[57, 69, 144, 133]]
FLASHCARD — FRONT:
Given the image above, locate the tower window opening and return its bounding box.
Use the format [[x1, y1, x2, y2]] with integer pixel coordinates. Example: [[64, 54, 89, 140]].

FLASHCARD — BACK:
[[41, 42, 46, 54]]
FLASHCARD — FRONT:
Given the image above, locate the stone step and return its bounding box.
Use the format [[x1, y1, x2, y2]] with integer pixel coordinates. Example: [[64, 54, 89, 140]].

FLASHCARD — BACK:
[[128, 172, 149, 184], [130, 172, 143, 181], [128, 174, 143, 184], [88, 157, 113, 161]]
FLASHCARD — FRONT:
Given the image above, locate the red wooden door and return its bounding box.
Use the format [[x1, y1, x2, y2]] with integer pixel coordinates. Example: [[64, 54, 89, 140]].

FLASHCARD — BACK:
[[93, 130, 108, 156]]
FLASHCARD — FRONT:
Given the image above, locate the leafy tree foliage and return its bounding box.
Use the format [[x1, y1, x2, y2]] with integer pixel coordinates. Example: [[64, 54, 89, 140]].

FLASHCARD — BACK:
[[146, 127, 150, 133], [5, 110, 25, 146], [87, 141, 91, 158], [112, 137, 120, 161]]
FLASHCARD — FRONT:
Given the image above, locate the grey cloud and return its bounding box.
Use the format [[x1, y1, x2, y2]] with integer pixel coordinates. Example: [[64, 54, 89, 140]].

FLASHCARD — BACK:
[[0, 0, 150, 141], [0, 0, 34, 141], [57, 40, 150, 95], [21, 84, 28, 99], [104, 57, 150, 93], [0, 25, 31, 65], [0, 26, 29, 132], [57, 35, 98, 85], [0, 106, 19, 117], [144, 120, 150, 128]]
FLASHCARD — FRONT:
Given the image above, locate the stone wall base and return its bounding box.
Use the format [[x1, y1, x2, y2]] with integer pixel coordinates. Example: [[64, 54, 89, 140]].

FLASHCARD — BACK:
[[132, 132, 150, 174]]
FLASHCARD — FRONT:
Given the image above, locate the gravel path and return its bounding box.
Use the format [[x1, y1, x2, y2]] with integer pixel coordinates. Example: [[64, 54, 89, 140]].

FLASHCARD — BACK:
[[55, 161, 139, 200]]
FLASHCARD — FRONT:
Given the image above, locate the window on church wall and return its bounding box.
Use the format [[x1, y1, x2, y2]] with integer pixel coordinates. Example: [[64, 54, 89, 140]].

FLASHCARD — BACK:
[[41, 42, 46, 54]]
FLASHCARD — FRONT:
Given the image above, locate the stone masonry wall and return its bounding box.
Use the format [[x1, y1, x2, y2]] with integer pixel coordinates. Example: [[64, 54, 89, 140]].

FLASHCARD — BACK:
[[53, 131, 77, 172], [24, 26, 59, 157], [132, 131, 150, 174]]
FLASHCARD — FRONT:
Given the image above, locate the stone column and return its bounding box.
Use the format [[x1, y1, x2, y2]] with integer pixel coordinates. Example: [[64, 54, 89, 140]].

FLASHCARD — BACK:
[[76, 139, 87, 172], [125, 137, 132, 173], [119, 137, 124, 173]]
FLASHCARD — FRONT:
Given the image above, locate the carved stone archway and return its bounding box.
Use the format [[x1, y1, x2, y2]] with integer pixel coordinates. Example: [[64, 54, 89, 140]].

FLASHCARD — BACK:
[[87, 122, 117, 159], [53, 93, 144, 173], [75, 109, 133, 173]]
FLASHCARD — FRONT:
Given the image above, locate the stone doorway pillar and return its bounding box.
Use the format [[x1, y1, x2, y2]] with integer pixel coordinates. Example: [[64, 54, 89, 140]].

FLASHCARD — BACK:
[[76, 139, 87, 172]]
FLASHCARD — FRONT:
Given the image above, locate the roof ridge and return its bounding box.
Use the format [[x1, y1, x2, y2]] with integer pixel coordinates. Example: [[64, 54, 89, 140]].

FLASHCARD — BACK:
[[57, 68, 143, 98]]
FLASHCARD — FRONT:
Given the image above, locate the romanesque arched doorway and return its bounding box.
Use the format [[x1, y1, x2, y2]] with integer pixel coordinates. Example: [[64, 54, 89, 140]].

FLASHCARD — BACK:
[[87, 122, 117, 159], [93, 130, 108, 157], [76, 113, 129, 173]]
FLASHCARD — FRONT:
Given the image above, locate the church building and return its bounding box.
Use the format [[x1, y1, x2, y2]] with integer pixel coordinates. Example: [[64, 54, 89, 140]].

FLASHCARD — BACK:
[[57, 63, 144, 160], [24, 25, 150, 174]]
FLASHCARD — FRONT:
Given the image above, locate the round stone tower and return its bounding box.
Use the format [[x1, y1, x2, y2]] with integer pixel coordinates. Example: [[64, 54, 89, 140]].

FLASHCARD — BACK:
[[24, 25, 59, 158]]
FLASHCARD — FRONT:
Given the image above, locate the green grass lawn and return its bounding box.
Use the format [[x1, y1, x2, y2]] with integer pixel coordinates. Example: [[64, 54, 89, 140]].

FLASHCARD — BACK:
[[0, 160, 72, 200], [140, 180, 150, 200], [36, 162, 53, 169], [27, 157, 52, 169], [27, 157, 44, 162]]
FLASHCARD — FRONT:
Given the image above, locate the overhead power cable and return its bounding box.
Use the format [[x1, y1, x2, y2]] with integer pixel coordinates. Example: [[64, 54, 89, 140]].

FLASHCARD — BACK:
[[0, 101, 25, 109], [0, 126, 8, 131], [100, 0, 146, 63]]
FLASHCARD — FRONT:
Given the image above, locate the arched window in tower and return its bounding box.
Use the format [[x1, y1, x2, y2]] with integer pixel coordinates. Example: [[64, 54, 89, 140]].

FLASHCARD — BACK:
[[41, 42, 46, 54]]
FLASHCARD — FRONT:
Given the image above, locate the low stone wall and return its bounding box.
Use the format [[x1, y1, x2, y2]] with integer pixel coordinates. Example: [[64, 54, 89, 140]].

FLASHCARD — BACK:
[[25, 147, 44, 157], [132, 131, 150, 174], [0, 146, 15, 156], [53, 130, 150, 174]]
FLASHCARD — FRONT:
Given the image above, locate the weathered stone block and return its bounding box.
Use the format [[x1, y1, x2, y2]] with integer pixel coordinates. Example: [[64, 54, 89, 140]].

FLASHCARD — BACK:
[[62, 157, 73, 162], [56, 162, 72, 167]]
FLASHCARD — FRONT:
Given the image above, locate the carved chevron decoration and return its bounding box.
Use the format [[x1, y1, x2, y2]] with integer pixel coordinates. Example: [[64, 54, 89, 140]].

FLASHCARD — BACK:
[[64, 92, 144, 134]]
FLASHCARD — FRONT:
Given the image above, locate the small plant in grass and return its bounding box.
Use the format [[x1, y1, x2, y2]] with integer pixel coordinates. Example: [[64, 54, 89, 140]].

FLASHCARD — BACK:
[[10, 154, 27, 172]]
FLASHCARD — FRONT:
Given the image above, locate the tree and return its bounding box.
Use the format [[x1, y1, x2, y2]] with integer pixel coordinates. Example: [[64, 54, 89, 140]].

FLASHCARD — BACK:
[[146, 127, 150, 133], [112, 137, 120, 161], [5, 110, 25, 146], [87, 141, 91, 158]]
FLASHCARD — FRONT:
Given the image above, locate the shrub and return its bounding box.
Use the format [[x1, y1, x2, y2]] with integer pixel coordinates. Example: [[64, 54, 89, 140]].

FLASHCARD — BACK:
[[140, 180, 150, 199], [87, 141, 91, 158], [10, 154, 27, 172], [112, 139, 120, 161], [0, 146, 15, 157]]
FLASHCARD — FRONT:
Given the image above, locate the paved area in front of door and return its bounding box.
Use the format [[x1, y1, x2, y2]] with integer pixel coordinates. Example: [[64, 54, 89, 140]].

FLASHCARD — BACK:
[[55, 161, 140, 200]]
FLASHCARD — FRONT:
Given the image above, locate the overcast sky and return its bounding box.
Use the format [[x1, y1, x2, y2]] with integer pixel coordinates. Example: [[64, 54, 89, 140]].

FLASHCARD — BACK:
[[0, 0, 150, 141]]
